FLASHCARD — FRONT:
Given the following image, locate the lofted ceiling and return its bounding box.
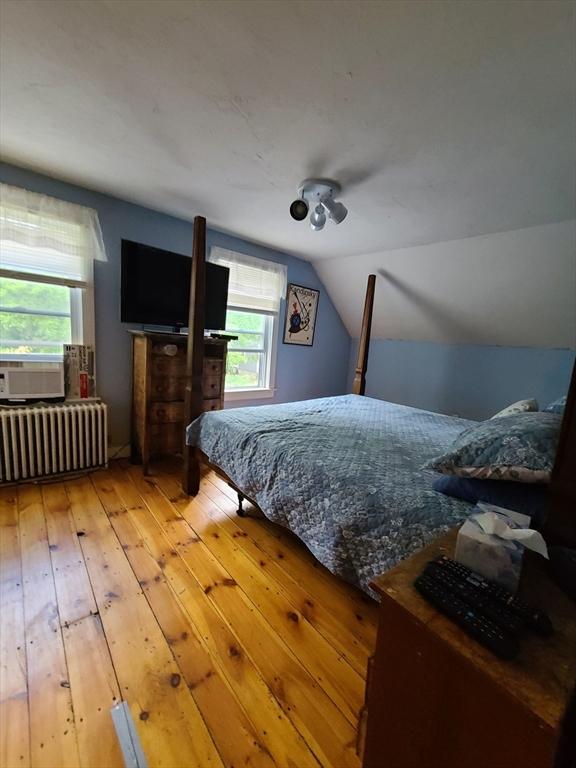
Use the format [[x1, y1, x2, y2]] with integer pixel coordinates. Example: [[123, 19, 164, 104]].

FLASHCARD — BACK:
[[0, 0, 574, 261]]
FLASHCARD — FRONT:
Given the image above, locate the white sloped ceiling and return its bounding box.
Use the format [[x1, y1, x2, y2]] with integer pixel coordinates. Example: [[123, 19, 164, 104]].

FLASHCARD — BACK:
[[315, 221, 576, 347]]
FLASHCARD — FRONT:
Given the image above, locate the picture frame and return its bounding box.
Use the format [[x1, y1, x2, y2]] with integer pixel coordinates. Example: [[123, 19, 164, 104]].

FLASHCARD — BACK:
[[283, 283, 320, 346]]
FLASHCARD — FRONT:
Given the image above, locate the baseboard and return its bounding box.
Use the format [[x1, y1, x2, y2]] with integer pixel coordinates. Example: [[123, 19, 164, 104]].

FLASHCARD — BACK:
[[108, 444, 131, 460]]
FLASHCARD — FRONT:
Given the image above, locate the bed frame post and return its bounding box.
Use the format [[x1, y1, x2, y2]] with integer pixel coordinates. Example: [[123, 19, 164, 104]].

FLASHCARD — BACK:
[[544, 358, 576, 547], [182, 216, 206, 495], [352, 274, 376, 396]]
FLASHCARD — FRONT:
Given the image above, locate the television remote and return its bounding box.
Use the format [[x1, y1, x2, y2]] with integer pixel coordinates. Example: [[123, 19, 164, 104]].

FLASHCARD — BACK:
[[432, 556, 553, 637], [424, 561, 524, 634], [415, 568, 520, 660]]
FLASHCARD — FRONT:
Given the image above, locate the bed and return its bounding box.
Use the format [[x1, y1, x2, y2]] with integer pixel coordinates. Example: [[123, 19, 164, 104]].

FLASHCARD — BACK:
[[187, 394, 476, 594], [182, 216, 576, 591]]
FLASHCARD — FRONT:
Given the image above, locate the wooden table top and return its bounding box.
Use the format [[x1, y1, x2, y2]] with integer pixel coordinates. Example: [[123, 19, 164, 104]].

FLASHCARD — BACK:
[[370, 528, 576, 730]]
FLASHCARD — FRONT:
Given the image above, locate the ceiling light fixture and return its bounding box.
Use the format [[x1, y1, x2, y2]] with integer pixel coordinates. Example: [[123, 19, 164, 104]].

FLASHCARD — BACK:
[[289, 198, 309, 221], [321, 195, 348, 225], [289, 179, 348, 231], [310, 204, 326, 231]]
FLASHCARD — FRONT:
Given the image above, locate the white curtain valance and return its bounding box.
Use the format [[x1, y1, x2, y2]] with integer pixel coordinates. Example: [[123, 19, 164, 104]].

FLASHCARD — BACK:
[[209, 246, 287, 313], [0, 183, 107, 285]]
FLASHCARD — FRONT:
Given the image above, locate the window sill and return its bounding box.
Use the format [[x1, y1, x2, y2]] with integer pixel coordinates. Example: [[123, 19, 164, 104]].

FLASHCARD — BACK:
[[0, 354, 64, 363], [224, 388, 275, 402]]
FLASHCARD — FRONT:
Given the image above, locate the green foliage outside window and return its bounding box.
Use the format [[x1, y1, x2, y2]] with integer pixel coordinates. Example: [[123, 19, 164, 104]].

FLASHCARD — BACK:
[[0, 277, 72, 356], [225, 309, 267, 389]]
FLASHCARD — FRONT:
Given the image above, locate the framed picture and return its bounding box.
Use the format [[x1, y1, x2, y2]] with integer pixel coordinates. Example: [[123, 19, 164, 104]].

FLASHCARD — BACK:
[[283, 283, 320, 346]]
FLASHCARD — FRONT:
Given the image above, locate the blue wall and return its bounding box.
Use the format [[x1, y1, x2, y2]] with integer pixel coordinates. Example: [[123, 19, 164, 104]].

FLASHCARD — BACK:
[[349, 338, 575, 420], [4, 160, 573, 442], [0, 162, 350, 445], [206, 229, 350, 409]]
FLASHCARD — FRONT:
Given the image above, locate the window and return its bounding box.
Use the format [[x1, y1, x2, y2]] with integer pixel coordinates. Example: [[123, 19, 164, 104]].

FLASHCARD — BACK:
[[0, 183, 106, 361], [0, 276, 75, 359], [209, 247, 286, 399], [225, 309, 274, 390]]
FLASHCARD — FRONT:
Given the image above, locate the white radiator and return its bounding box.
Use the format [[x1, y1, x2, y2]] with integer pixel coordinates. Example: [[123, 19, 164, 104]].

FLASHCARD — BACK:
[[0, 402, 108, 483]]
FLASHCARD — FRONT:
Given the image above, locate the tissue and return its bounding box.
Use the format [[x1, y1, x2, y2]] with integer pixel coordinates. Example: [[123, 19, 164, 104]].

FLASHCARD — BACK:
[[455, 503, 548, 592]]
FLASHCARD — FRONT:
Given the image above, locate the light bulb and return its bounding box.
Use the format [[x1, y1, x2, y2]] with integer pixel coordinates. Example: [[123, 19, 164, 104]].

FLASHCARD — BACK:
[[310, 204, 326, 231]]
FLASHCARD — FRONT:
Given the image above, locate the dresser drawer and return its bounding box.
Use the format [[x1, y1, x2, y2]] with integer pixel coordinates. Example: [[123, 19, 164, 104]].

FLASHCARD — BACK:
[[151, 377, 186, 401], [203, 359, 223, 377], [151, 341, 186, 359], [203, 398, 221, 413], [150, 402, 184, 424], [149, 422, 183, 456], [151, 355, 186, 378], [202, 375, 221, 398]]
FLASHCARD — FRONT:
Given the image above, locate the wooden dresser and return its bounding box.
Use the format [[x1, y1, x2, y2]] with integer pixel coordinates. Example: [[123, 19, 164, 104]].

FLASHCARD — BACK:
[[129, 330, 228, 473], [360, 529, 576, 768]]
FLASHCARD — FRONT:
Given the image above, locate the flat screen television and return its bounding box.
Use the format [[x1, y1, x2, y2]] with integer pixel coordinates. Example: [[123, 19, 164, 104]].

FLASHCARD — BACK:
[[120, 240, 229, 331]]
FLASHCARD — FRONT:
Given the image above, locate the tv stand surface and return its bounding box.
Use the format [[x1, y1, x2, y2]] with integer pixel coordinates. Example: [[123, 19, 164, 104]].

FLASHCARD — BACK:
[[141, 326, 188, 336]]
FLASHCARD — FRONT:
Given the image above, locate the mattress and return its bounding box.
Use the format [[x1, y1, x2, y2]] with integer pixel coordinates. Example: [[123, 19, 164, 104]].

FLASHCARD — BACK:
[[187, 394, 476, 595]]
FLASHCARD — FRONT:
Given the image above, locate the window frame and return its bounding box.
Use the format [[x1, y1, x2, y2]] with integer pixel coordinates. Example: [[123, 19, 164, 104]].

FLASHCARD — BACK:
[[224, 305, 279, 401], [0, 261, 95, 363]]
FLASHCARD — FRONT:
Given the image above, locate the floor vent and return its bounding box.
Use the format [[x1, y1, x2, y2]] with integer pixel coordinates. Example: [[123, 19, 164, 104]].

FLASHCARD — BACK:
[[0, 401, 108, 483], [110, 702, 148, 768]]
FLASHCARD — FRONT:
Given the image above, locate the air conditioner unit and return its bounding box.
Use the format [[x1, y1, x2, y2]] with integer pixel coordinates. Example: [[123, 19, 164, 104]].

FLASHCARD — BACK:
[[0, 366, 65, 402]]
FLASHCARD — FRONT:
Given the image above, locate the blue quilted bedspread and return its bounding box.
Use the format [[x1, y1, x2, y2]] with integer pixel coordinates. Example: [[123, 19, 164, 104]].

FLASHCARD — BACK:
[[187, 395, 476, 595]]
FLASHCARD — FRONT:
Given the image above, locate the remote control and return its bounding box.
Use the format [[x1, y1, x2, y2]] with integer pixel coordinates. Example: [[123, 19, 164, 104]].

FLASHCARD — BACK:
[[415, 569, 520, 660], [424, 561, 524, 635], [432, 556, 553, 637]]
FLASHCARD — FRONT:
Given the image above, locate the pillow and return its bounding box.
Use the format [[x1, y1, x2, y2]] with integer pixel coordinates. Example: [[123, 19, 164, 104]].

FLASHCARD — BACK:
[[432, 476, 548, 528], [490, 398, 538, 419], [423, 412, 562, 483], [543, 395, 567, 415]]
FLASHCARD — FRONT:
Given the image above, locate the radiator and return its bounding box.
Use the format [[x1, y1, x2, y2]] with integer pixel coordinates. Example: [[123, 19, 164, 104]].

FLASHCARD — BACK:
[[0, 402, 108, 483]]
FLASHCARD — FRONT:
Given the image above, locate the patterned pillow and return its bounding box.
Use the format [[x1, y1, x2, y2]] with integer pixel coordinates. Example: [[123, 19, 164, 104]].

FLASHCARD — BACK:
[[423, 412, 562, 483], [543, 395, 567, 415], [490, 399, 538, 419]]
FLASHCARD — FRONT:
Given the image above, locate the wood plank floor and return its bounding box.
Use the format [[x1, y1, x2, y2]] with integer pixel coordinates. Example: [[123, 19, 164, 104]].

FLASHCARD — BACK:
[[0, 459, 378, 768]]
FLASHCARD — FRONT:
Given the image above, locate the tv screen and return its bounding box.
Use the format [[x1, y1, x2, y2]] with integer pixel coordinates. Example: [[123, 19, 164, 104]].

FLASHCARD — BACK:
[[120, 240, 229, 330]]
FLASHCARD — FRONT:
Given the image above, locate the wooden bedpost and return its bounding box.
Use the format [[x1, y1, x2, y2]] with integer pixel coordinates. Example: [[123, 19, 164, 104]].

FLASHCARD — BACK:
[[544, 357, 576, 547], [352, 274, 376, 396], [182, 216, 206, 495]]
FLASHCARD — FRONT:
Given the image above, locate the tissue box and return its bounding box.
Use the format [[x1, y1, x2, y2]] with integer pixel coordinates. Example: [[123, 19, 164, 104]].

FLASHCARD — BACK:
[[455, 506, 531, 592]]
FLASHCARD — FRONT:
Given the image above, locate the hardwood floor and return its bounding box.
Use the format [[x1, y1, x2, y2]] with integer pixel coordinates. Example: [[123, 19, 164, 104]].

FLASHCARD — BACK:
[[0, 460, 378, 768]]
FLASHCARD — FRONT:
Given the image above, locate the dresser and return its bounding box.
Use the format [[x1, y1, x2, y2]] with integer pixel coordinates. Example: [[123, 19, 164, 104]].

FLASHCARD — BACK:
[[360, 529, 576, 768], [129, 330, 228, 473]]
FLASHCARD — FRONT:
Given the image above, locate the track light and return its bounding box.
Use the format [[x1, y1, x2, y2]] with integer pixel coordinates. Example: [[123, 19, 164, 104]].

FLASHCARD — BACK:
[[290, 179, 348, 231], [290, 199, 309, 221], [310, 204, 326, 231], [322, 196, 348, 225]]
